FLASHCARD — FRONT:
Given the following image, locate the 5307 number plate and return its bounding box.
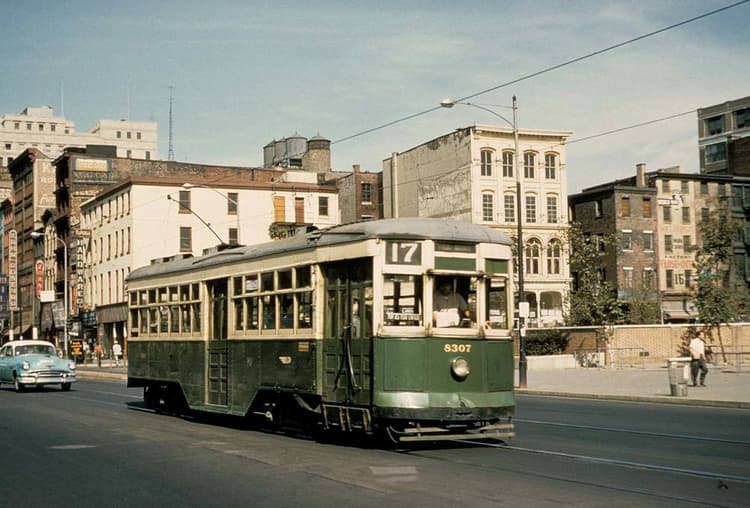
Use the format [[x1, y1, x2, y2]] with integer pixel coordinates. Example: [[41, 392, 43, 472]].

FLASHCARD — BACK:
[[443, 343, 472, 353]]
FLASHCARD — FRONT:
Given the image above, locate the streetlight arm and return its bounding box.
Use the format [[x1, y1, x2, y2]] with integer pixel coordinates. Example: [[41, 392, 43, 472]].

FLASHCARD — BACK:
[[440, 100, 514, 129]]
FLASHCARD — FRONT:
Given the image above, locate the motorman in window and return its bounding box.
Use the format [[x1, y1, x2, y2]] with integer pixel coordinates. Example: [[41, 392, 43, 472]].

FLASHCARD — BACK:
[[433, 279, 474, 327]]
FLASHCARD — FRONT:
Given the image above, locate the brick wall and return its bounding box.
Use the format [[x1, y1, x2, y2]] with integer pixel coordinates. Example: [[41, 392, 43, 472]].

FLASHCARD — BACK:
[[518, 324, 750, 366]]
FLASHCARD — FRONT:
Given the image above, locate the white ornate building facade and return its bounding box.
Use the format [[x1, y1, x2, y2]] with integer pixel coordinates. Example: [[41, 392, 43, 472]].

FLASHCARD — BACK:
[[382, 124, 572, 327]]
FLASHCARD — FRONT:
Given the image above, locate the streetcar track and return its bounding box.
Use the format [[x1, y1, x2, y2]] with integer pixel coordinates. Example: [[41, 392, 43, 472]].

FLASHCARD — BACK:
[[399, 441, 742, 508], [515, 418, 750, 446], [456, 439, 750, 484]]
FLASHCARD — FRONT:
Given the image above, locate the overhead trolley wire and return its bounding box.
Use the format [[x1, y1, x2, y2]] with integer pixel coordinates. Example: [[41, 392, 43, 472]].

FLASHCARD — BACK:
[[331, 0, 750, 145]]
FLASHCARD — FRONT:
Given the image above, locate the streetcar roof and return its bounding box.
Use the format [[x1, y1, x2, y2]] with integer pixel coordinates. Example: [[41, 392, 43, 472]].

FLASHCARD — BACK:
[[127, 218, 512, 282]]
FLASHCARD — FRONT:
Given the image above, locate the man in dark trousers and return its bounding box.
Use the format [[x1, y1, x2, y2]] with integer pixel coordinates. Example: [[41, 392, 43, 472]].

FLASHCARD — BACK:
[[689, 331, 709, 387]]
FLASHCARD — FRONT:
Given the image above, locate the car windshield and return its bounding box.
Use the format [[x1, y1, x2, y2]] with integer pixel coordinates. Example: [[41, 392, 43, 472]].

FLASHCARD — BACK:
[[15, 345, 56, 356]]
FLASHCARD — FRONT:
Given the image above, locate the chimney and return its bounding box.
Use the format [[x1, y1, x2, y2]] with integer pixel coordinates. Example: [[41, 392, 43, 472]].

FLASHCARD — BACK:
[[636, 163, 647, 188], [352, 164, 360, 173]]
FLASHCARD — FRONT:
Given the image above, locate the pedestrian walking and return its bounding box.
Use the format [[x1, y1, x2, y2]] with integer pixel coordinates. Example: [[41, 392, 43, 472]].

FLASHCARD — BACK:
[[94, 342, 103, 368], [112, 340, 123, 367], [689, 332, 709, 387]]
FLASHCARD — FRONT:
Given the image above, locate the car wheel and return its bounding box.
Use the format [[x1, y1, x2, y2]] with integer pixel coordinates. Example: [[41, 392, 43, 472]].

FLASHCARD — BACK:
[[61, 382, 72, 392], [14, 376, 25, 393]]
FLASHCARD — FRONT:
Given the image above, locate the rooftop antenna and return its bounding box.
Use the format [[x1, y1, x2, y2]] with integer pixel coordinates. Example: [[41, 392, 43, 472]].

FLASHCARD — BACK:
[[168, 85, 175, 161]]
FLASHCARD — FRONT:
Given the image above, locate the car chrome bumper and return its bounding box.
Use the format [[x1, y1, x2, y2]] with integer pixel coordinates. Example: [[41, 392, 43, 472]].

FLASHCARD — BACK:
[[17, 373, 77, 385]]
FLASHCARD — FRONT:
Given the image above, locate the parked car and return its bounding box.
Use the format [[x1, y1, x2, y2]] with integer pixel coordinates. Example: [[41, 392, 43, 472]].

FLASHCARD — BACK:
[[0, 340, 76, 392]]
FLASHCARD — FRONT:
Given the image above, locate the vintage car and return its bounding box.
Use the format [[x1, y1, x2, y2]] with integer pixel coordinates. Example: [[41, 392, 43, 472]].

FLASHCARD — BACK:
[[0, 340, 76, 392]]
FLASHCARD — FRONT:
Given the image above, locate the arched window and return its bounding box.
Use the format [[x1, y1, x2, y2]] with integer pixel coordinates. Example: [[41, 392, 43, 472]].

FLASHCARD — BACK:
[[502, 151, 514, 177], [482, 192, 494, 222], [545, 153, 557, 179], [480, 149, 493, 177], [547, 239, 562, 275], [525, 239, 541, 275], [524, 151, 536, 179]]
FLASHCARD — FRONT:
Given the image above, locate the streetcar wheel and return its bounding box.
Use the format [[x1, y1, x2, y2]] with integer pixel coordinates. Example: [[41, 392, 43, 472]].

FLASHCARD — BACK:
[[61, 382, 72, 392]]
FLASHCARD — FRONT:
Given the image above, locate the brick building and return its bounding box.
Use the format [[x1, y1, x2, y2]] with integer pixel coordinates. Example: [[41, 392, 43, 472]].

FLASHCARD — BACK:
[[569, 164, 739, 322]]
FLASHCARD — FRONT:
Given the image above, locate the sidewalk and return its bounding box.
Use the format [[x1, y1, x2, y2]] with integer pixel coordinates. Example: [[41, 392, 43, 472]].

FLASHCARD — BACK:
[[74, 360, 750, 409], [75, 359, 128, 381], [517, 364, 750, 409]]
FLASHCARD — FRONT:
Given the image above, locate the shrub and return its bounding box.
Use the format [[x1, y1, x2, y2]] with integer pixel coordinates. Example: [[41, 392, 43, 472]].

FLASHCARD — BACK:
[[524, 329, 569, 355]]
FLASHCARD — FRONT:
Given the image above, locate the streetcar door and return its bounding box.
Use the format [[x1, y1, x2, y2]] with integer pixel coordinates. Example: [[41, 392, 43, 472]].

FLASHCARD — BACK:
[[323, 259, 373, 406], [206, 278, 229, 406]]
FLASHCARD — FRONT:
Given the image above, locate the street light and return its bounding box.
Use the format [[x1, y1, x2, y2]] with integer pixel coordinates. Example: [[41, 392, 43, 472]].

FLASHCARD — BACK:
[[440, 96, 527, 388], [30, 231, 68, 358], [182, 183, 241, 245]]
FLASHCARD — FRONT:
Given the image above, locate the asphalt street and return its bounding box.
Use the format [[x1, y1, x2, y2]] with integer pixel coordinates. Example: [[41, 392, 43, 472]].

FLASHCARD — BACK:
[[1, 379, 748, 507]]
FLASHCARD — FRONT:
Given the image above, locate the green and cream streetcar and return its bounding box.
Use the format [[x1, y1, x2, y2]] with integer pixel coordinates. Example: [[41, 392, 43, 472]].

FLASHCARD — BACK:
[[127, 218, 515, 442]]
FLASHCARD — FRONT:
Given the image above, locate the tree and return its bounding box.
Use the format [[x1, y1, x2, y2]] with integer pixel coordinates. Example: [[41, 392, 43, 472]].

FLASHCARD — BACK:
[[566, 223, 622, 326], [624, 286, 661, 324], [693, 202, 748, 362]]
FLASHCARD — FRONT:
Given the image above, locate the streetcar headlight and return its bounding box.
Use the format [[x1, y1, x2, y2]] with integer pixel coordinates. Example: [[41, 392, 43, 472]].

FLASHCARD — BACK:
[[451, 357, 470, 380], [21, 361, 30, 370]]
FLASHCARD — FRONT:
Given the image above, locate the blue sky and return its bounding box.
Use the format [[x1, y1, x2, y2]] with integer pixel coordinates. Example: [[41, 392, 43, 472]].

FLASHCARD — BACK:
[[3, 0, 749, 192]]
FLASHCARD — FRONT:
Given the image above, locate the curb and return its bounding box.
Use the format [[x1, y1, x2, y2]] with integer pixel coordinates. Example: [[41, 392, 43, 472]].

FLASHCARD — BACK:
[[517, 389, 750, 409], [76, 370, 128, 381], [74, 371, 748, 409]]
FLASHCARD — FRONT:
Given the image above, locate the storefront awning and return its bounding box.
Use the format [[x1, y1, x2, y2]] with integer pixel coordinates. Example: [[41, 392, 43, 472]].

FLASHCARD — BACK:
[[96, 303, 128, 324]]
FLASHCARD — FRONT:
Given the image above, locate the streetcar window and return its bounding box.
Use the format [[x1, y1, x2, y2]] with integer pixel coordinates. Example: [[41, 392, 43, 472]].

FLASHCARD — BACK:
[[296, 266, 311, 288], [130, 292, 137, 305], [245, 275, 258, 293], [130, 309, 139, 336], [149, 308, 158, 331], [486, 277, 508, 329], [278, 270, 292, 290], [140, 291, 148, 305], [383, 274, 423, 326], [233, 277, 243, 296], [148, 289, 156, 304], [181, 304, 191, 333], [434, 242, 476, 253], [298, 292, 312, 329], [193, 303, 201, 332], [235, 299, 244, 330], [261, 272, 274, 291], [246, 297, 259, 330], [432, 276, 477, 328], [180, 285, 190, 301], [169, 286, 178, 302], [159, 306, 168, 333], [170, 306, 179, 333], [140, 309, 148, 333], [191, 283, 200, 299], [262, 295, 275, 330], [279, 294, 294, 328]]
